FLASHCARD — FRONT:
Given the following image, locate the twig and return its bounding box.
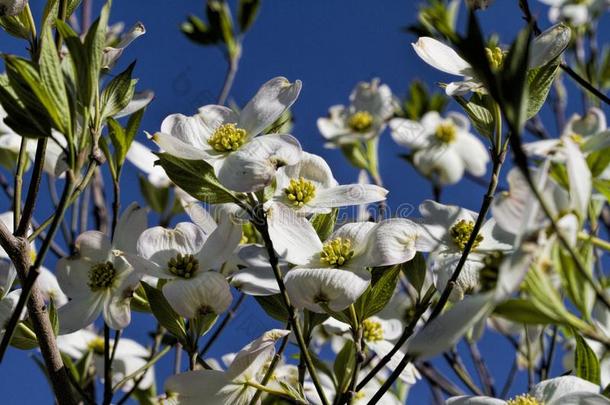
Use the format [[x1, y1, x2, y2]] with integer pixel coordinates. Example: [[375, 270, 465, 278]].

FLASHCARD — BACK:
[[467, 338, 495, 396], [500, 358, 519, 399], [444, 350, 484, 396], [217, 54, 240, 106], [416, 361, 464, 397]]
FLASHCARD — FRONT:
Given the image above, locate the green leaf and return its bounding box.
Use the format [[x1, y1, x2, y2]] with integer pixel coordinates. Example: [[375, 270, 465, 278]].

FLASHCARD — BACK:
[[358, 265, 401, 320], [48, 299, 59, 336], [181, 15, 220, 45], [453, 93, 494, 138], [526, 58, 561, 119], [154, 153, 238, 204], [334, 340, 356, 394], [10, 323, 39, 350], [100, 61, 136, 120], [588, 148, 610, 178], [493, 299, 559, 324], [340, 143, 369, 170], [191, 313, 218, 339], [84, 0, 112, 104], [255, 294, 288, 322], [594, 179, 610, 202], [207, 0, 237, 57], [39, 25, 71, 136], [554, 244, 593, 319], [310, 209, 338, 241], [574, 330, 601, 385], [0, 15, 30, 39], [237, 0, 260, 33], [402, 252, 427, 297], [56, 20, 92, 108], [141, 282, 187, 342]]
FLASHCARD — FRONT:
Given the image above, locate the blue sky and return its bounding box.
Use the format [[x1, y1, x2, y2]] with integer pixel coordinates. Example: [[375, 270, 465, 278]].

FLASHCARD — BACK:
[[0, 0, 608, 403]]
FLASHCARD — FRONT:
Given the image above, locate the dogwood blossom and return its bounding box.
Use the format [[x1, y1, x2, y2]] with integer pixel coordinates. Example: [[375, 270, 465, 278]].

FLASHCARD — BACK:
[[126, 140, 172, 188], [413, 23, 571, 95], [417, 200, 513, 301], [265, 203, 421, 312], [57, 203, 147, 333], [390, 111, 489, 184], [271, 151, 388, 214], [447, 375, 610, 404], [317, 79, 396, 146], [57, 328, 155, 391], [152, 77, 303, 192], [539, 0, 610, 25], [163, 329, 290, 405], [135, 219, 239, 318]]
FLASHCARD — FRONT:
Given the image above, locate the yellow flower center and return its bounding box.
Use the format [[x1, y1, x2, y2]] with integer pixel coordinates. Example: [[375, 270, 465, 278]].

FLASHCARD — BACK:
[[207, 123, 248, 152], [435, 122, 457, 143], [284, 177, 317, 207], [507, 394, 543, 405], [362, 319, 384, 342], [486, 46, 506, 70], [88, 261, 116, 291], [168, 253, 199, 278], [240, 222, 258, 245], [87, 337, 105, 355], [353, 391, 366, 400], [320, 238, 354, 266], [348, 111, 374, 133], [450, 220, 483, 251], [568, 133, 584, 144]]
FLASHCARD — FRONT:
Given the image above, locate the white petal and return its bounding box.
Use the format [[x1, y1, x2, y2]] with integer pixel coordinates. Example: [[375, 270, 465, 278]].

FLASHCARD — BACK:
[[530, 376, 600, 403], [216, 135, 302, 192], [75, 231, 112, 262], [58, 293, 105, 334], [311, 184, 388, 210], [412, 37, 472, 76], [151, 131, 208, 160], [566, 107, 607, 138], [445, 80, 482, 96], [284, 268, 371, 313], [565, 137, 591, 217], [446, 397, 505, 405], [530, 23, 571, 68], [137, 222, 206, 267], [281, 152, 337, 189], [126, 140, 171, 188], [389, 118, 430, 149], [161, 113, 210, 150], [230, 266, 280, 296], [266, 202, 322, 265], [238, 77, 302, 136], [407, 292, 493, 359], [103, 292, 132, 330], [413, 147, 466, 185], [163, 272, 232, 318], [197, 212, 242, 270], [112, 203, 148, 254], [453, 132, 489, 177], [197, 105, 240, 136], [358, 219, 420, 268], [349, 79, 396, 120], [165, 370, 229, 404]]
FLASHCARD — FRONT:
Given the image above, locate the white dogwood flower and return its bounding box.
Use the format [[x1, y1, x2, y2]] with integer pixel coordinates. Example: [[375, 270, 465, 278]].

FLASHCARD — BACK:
[[417, 200, 513, 301], [135, 219, 239, 318], [447, 375, 609, 404], [0, 289, 20, 339], [413, 23, 571, 96], [57, 203, 147, 333], [57, 329, 155, 391], [390, 111, 489, 184], [266, 203, 421, 312], [271, 152, 388, 214], [152, 77, 303, 192], [539, 0, 610, 26], [317, 79, 396, 146], [163, 329, 290, 405]]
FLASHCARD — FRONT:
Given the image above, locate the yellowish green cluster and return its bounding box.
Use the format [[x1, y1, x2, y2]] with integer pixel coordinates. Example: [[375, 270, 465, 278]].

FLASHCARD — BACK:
[[362, 319, 384, 342], [87, 261, 117, 291], [168, 253, 199, 278], [485, 46, 506, 70], [320, 237, 354, 266], [208, 123, 248, 152], [284, 177, 316, 207], [87, 337, 105, 355], [506, 394, 542, 405], [348, 111, 374, 133], [450, 219, 483, 251], [240, 222, 259, 244], [435, 122, 457, 144]]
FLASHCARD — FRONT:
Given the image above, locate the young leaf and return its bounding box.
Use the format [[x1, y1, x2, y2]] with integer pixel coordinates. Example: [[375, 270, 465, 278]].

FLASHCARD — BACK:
[[310, 208, 338, 241], [154, 152, 238, 204], [334, 340, 356, 394], [574, 330, 601, 385], [526, 58, 561, 119], [141, 282, 187, 342], [358, 265, 401, 319], [237, 0, 260, 33], [139, 175, 170, 213], [402, 252, 427, 297], [100, 62, 136, 120], [255, 294, 288, 322]]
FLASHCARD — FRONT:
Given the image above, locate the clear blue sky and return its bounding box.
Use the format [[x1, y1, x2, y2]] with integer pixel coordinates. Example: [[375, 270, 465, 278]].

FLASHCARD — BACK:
[[0, 0, 608, 403]]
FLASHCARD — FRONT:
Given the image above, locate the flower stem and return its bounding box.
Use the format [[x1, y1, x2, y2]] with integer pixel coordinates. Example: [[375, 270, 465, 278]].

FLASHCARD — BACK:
[[13, 138, 28, 229], [578, 231, 610, 252], [103, 324, 113, 405], [253, 203, 331, 405], [217, 52, 240, 106]]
